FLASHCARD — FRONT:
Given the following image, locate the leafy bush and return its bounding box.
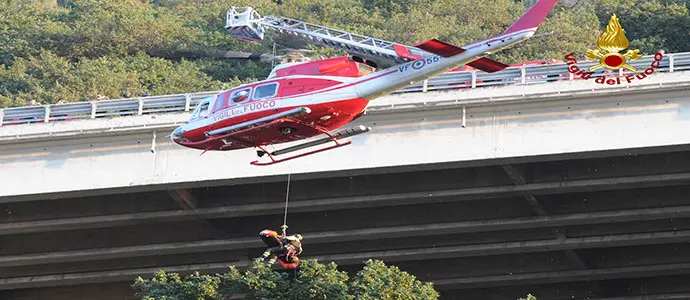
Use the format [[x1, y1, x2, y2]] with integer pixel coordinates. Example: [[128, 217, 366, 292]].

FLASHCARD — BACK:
[[133, 259, 438, 300]]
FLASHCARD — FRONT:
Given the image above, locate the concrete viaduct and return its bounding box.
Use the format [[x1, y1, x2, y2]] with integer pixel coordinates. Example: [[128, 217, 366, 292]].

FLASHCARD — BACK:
[[1, 69, 690, 299]]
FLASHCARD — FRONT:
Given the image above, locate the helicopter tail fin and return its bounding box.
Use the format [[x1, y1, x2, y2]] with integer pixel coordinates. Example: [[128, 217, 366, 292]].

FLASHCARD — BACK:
[[504, 0, 559, 34]]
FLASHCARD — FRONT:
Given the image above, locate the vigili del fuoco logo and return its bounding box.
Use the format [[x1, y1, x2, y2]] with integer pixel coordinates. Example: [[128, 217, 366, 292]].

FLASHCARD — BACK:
[[563, 14, 664, 85]]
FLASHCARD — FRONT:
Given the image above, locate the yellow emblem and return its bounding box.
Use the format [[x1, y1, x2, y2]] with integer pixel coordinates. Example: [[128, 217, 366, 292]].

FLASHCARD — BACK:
[[585, 14, 642, 71]]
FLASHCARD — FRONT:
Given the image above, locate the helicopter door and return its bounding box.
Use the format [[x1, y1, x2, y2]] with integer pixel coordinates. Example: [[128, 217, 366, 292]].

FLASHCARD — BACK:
[[213, 92, 229, 113]]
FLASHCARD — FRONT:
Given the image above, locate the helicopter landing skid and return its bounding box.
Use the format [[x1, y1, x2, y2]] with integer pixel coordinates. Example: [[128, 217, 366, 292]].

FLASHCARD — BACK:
[[250, 124, 371, 166]]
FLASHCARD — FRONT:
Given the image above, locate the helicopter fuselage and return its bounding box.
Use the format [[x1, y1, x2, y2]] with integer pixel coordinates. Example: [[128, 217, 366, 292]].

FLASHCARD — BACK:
[[172, 0, 552, 154], [171, 56, 374, 150]]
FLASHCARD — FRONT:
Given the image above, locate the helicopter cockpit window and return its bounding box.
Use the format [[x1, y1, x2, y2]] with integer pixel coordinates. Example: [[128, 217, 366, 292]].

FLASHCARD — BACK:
[[230, 88, 252, 104], [199, 102, 210, 117], [253, 82, 278, 100], [189, 98, 211, 122]]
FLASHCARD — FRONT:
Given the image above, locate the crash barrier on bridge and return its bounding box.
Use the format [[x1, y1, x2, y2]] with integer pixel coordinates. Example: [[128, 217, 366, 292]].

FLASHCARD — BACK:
[[1, 52, 688, 126]]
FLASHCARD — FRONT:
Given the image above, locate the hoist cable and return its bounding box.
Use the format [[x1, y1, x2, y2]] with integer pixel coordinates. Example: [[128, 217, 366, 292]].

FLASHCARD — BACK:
[[282, 173, 291, 235]]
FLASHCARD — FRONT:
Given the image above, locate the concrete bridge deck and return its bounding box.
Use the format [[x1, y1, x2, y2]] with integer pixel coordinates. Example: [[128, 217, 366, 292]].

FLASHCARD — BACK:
[[1, 71, 689, 200]]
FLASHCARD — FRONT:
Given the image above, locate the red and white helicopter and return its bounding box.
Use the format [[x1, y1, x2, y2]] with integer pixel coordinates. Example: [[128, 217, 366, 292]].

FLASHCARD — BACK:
[[171, 0, 560, 166]]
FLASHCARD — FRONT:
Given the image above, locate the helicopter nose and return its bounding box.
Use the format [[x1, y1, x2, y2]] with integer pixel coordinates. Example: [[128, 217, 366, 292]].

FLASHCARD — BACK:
[[171, 126, 185, 144]]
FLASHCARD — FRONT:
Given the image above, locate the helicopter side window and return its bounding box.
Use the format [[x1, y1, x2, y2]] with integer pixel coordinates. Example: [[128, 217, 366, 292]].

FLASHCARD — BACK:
[[253, 82, 278, 100], [230, 88, 252, 104]]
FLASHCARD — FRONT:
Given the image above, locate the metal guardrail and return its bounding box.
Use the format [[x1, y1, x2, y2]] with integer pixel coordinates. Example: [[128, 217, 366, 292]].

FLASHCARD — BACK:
[[1, 52, 689, 127]]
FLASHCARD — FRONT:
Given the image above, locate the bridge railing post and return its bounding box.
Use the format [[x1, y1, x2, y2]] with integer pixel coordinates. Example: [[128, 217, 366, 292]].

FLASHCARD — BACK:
[[184, 94, 192, 112], [471, 71, 477, 88], [422, 79, 428, 92], [520, 65, 526, 84], [90, 102, 97, 119], [44, 106, 51, 123], [0, 109, 4, 126], [669, 54, 674, 72], [138, 98, 144, 115]]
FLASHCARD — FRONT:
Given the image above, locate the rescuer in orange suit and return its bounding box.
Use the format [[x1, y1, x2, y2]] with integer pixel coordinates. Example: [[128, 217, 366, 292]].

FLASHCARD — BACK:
[[257, 229, 303, 268], [257, 229, 283, 266]]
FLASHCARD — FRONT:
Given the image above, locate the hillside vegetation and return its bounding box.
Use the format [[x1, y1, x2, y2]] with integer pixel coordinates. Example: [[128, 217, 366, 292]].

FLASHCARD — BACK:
[[1, 0, 688, 107]]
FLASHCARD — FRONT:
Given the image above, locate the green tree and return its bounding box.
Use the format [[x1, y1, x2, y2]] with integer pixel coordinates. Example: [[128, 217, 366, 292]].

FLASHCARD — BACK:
[[133, 271, 221, 300], [133, 259, 438, 300], [594, 0, 690, 53], [57, 0, 187, 58], [350, 260, 437, 300]]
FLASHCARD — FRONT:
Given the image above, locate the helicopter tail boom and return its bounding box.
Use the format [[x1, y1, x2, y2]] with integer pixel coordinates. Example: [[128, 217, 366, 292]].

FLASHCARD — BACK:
[[414, 39, 509, 73]]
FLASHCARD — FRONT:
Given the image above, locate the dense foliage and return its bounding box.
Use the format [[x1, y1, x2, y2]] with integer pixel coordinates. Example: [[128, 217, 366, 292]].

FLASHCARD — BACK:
[[1, 0, 689, 107], [132, 259, 440, 300], [132, 259, 538, 299]]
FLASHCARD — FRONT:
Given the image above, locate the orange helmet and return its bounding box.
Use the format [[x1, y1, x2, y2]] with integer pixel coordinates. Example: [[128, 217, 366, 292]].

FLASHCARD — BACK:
[[260, 229, 278, 237]]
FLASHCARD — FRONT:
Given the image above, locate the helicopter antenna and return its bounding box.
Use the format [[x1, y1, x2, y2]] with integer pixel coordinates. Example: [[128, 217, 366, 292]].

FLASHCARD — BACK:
[[272, 41, 277, 69]]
